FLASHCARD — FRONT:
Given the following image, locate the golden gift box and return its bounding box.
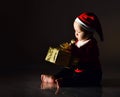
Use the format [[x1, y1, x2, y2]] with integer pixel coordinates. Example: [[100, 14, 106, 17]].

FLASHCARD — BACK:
[[45, 46, 71, 66]]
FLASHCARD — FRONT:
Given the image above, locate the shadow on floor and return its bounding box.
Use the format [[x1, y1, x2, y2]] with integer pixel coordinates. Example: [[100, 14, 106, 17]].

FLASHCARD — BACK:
[[102, 78, 120, 87]]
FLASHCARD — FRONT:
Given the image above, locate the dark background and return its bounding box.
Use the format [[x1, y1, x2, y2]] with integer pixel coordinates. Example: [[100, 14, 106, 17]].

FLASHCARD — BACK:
[[0, 0, 120, 79]]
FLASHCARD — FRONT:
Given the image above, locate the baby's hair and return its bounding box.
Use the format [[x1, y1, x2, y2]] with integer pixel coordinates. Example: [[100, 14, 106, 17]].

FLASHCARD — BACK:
[[80, 26, 94, 39]]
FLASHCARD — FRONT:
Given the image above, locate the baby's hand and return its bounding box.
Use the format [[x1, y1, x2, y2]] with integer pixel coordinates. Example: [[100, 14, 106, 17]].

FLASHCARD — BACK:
[[60, 42, 70, 49], [59, 39, 75, 50]]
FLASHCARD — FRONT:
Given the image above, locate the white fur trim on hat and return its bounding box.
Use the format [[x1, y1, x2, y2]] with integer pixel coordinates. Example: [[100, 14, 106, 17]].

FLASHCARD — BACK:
[[75, 18, 89, 28], [75, 17, 96, 32]]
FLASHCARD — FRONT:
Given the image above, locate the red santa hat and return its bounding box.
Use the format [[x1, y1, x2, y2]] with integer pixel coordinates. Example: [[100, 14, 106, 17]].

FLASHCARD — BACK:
[[75, 12, 104, 41]]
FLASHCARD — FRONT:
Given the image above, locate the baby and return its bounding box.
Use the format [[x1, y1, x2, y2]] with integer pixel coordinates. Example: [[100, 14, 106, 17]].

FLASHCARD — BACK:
[[41, 12, 104, 86]]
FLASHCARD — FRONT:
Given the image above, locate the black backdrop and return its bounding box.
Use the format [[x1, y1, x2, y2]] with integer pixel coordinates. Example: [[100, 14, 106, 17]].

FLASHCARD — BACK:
[[1, 0, 120, 79]]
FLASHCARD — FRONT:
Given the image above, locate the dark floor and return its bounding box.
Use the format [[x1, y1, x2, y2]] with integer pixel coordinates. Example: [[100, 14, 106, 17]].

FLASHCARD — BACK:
[[0, 63, 120, 97]]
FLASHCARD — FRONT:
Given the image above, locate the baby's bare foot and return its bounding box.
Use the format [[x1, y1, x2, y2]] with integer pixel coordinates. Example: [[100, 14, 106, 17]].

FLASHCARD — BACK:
[[41, 74, 55, 83]]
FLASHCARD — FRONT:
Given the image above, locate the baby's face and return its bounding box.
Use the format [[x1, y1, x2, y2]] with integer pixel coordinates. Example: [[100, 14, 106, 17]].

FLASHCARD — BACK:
[[73, 22, 87, 41]]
